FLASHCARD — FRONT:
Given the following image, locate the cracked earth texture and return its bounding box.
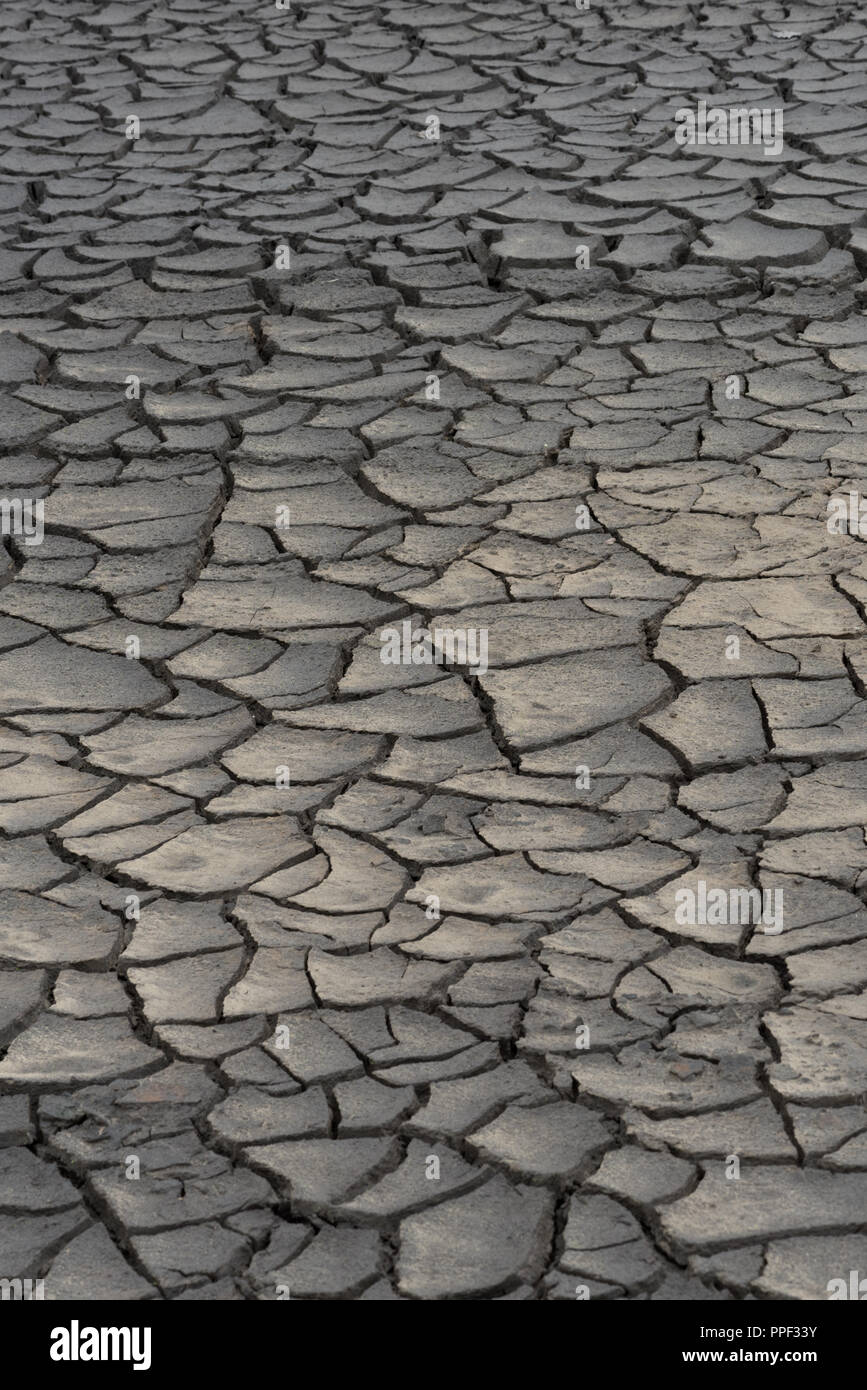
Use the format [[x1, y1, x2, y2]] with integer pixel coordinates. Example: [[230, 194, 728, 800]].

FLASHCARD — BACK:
[[0, 0, 866, 1304]]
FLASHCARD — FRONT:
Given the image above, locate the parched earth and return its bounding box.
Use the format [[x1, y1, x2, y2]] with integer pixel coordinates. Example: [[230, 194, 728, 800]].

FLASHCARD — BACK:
[[1, 0, 866, 1302]]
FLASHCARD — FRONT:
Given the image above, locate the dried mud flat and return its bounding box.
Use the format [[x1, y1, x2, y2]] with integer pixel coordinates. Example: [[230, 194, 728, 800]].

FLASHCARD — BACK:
[[0, 0, 866, 1302]]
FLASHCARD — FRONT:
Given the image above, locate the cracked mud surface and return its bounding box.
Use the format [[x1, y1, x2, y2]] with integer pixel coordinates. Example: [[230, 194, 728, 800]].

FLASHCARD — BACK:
[[1, 0, 867, 1302]]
